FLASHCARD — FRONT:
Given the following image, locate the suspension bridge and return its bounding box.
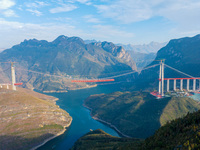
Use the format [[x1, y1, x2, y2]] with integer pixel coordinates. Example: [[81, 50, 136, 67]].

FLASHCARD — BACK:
[[0, 61, 199, 98]]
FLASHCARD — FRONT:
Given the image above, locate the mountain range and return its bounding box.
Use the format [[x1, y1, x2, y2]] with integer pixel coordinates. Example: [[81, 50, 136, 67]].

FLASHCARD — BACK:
[[0, 35, 136, 92], [116, 42, 166, 71], [117, 42, 167, 54], [138, 34, 200, 90]]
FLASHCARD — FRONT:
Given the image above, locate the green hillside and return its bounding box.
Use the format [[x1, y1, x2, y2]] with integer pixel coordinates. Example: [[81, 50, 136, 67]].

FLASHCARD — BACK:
[[143, 110, 200, 150], [84, 91, 200, 138], [71, 129, 142, 150], [72, 110, 200, 150]]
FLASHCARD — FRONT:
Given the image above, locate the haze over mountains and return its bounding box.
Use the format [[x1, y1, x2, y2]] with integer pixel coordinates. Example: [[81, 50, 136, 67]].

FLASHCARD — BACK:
[[138, 34, 200, 89], [117, 42, 167, 54], [117, 42, 167, 71], [0, 35, 136, 92]]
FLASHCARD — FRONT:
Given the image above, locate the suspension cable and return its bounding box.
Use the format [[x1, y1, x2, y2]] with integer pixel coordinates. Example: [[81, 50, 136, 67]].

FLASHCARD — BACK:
[[164, 64, 194, 78], [16, 68, 69, 79], [15, 63, 160, 80], [0, 67, 11, 73], [142, 64, 160, 71]]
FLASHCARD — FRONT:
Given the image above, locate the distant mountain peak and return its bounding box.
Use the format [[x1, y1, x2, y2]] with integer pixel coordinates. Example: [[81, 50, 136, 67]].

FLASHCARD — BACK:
[[52, 35, 84, 46], [117, 42, 167, 54], [19, 38, 48, 47]]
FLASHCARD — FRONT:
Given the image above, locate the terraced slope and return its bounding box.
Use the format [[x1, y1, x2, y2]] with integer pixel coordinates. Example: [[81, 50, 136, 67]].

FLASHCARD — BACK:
[[0, 88, 72, 150]]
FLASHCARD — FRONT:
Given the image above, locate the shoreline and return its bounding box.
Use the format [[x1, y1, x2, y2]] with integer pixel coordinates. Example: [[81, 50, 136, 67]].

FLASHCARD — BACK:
[[43, 90, 68, 93], [83, 103, 131, 138], [42, 84, 97, 93], [31, 118, 72, 150]]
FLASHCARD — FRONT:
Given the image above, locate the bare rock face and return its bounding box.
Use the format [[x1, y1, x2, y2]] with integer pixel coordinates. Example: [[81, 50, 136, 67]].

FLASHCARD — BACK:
[[0, 87, 72, 150]]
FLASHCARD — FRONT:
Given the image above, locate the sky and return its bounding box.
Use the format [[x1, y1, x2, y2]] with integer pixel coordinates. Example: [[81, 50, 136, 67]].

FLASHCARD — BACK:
[[0, 0, 200, 49]]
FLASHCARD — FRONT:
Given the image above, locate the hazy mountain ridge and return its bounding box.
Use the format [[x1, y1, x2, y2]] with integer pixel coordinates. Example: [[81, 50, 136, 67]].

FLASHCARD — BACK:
[[127, 51, 156, 71], [0, 35, 137, 92], [117, 41, 167, 54], [137, 34, 200, 90]]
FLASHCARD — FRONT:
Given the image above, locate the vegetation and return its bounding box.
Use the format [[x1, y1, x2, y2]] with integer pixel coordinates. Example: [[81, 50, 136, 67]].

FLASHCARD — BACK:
[[143, 110, 200, 149], [0, 88, 72, 150], [71, 129, 142, 150], [85, 91, 200, 138], [72, 110, 200, 150]]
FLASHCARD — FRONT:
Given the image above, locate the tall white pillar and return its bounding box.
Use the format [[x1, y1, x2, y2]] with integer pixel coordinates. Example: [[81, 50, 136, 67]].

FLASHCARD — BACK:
[[174, 79, 176, 91], [193, 79, 196, 91], [199, 79, 200, 90], [7, 84, 9, 89], [180, 79, 183, 91], [161, 62, 164, 96], [158, 63, 162, 95], [11, 62, 16, 91], [0, 84, 2, 88], [187, 79, 190, 91], [167, 79, 169, 92]]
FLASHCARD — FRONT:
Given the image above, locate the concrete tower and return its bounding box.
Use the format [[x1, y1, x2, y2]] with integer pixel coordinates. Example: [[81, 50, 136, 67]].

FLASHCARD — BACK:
[[11, 62, 16, 91]]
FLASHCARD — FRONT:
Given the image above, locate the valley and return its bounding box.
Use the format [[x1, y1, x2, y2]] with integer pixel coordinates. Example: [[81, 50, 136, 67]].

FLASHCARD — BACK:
[[1, 34, 200, 150]]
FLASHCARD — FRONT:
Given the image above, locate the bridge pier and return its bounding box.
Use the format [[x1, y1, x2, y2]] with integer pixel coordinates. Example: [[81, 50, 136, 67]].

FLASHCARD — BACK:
[[167, 79, 169, 92], [187, 79, 190, 91], [193, 79, 196, 91], [174, 79, 176, 91], [180, 79, 183, 91], [198, 80, 200, 90]]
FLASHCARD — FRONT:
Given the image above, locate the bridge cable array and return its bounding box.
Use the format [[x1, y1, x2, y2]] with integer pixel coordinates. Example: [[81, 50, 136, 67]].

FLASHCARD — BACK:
[[164, 64, 195, 78]]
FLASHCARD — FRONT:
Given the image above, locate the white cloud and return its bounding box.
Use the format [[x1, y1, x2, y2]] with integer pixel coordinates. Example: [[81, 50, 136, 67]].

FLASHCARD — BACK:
[[3, 9, 17, 17], [95, 0, 153, 23], [26, 1, 49, 8], [0, 18, 84, 48], [0, 0, 17, 17], [26, 9, 42, 16], [67, 0, 91, 5], [95, 0, 200, 25], [83, 15, 101, 23], [0, 0, 15, 10], [50, 4, 77, 13], [83, 24, 134, 44]]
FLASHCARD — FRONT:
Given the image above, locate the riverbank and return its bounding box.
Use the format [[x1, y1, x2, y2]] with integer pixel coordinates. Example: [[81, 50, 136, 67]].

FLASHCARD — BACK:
[[83, 103, 131, 138], [32, 119, 72, 150]]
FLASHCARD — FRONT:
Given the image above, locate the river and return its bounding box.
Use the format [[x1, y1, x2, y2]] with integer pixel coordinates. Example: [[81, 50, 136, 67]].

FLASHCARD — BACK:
[[37, 84, 125, 150]]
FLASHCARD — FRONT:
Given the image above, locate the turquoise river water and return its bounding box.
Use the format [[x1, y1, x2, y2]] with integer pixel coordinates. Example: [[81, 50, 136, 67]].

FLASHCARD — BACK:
[[37, 85, 200, 150], [37, 84, 124, 150]]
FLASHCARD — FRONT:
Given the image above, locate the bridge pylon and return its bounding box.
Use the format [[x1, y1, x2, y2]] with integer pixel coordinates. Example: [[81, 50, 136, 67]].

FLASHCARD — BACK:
[[11, 62, 16, 91], [157, 59, 165, 97]]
